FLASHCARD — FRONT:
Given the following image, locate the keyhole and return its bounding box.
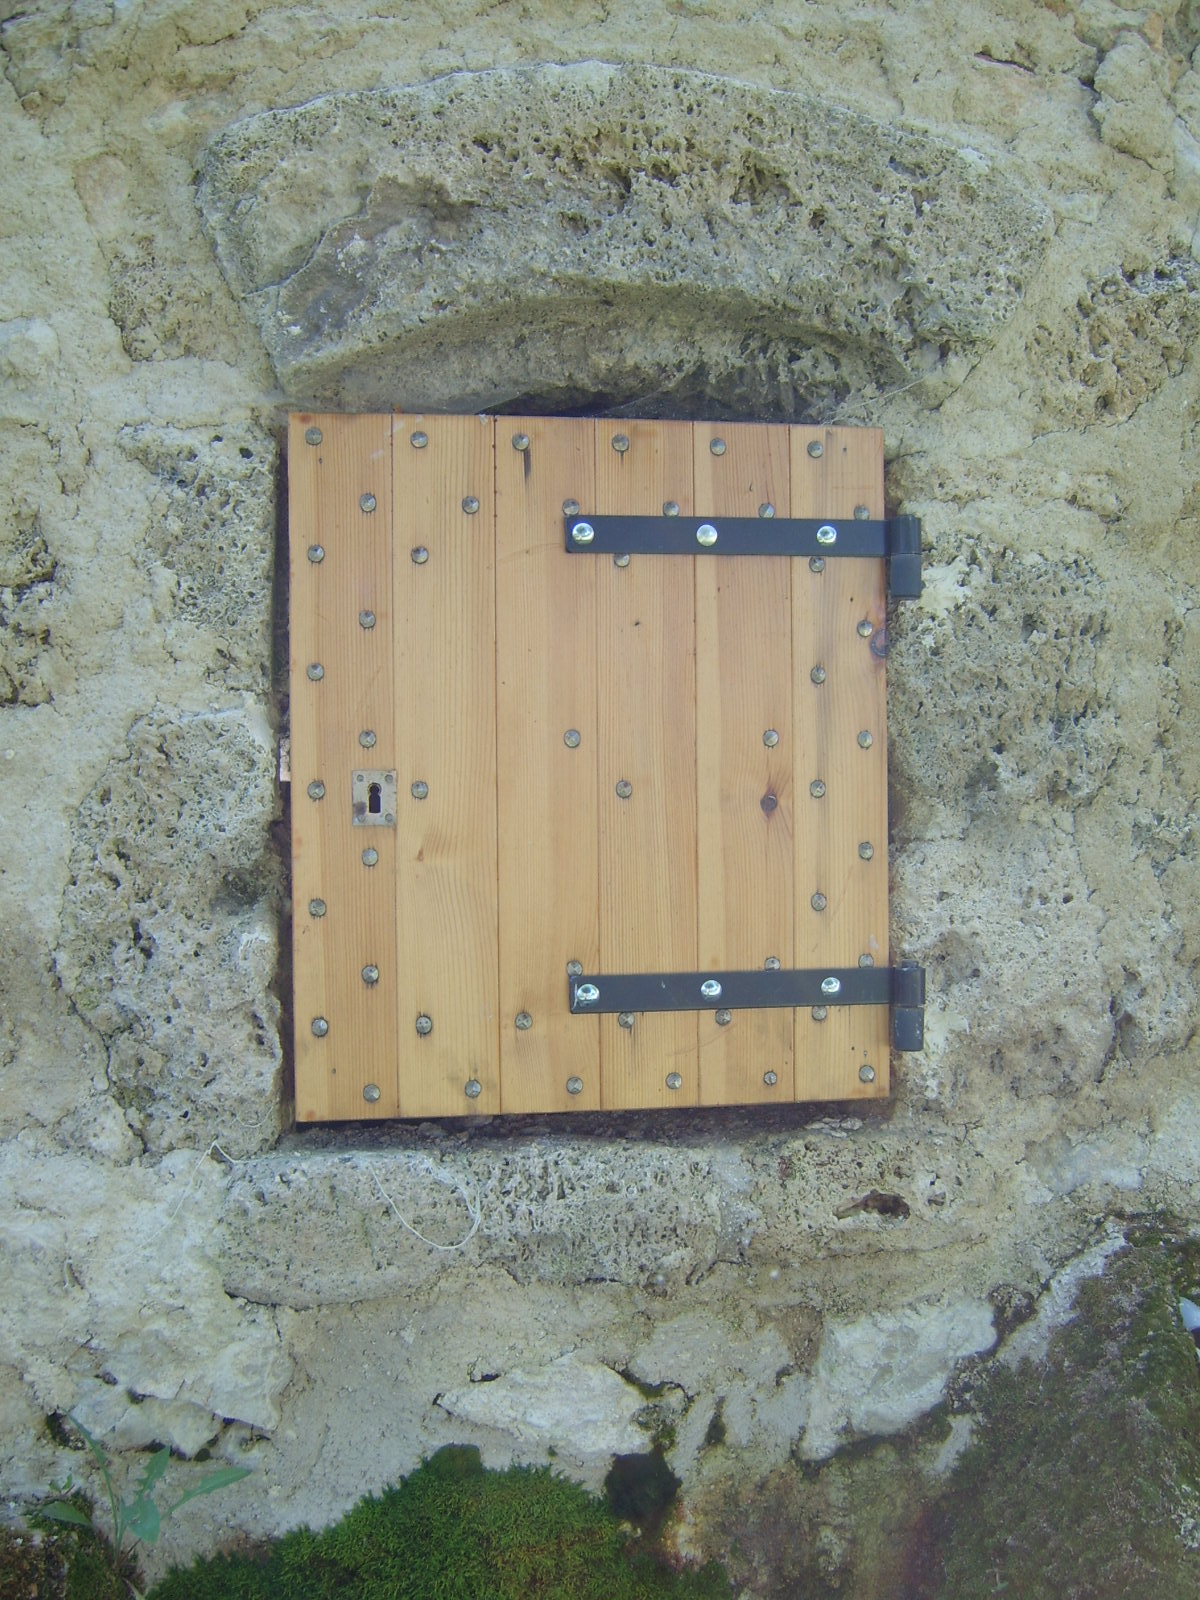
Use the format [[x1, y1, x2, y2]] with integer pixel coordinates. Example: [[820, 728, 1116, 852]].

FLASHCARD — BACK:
[[368, 782, 382, 815]]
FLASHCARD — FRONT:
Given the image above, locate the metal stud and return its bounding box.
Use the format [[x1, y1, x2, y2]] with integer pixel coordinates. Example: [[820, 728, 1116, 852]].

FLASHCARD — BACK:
[[859, 841, 875, 860], [807, 439, 823, 458], [764, 956, 781, 971], [859, 953, 875, 967], [359, 730, 376, 749], [307, 780, 326, 801], [811, 665, 826, 684], [362, 964, 379, 986], [821, 976, 841, 996], [362, 847, 379, 867], [415, 1014, 433, 1036], [464, 1078, 483, 1098], [614, 553, 630, 568], [515, 1011, 533, 1030], [618, 1012, 634, 1029], [809, 556, 825, 573], [666, 1072, 683, 1091], [857, 619, 874, 639], [816, 524, 837, 545], [700, 979, 722, 999], [360, 492, 377, 513], [759, 502, 775, 518], [306, 662, 324, 681], [411, 430, 428, 448], [709, 437, 726, 456], [611, 434, 630, 454], [663, 501, 680, 517], [311, 1017, 329, 1037], [412, 546, 429, 564], [811, 1005, 828, 1021], [811, 892, 827, 911], [715, 1008, 732, 1026], [308, 898, 327, 918], [810, 779, 826, 798], [696, 523, 719, 547], [462, 495, 480, 514], [566, 1076, 584, 1095], [566, 960, 583, 978], [575, 983, 600, 1005], [305, 426, 323, 446], [562, 498, 580, 516], [363, 1083, 381, 1102], [858, 730, 874, 749], [512, 432, 530, 452], [411, 781, 428, 799], [855, 505, 870, 520], [571, 521, 595, 544], [563, 729, 581, 748], [359, 610, 376, 629], [615, 779, 632, 799], [307, 544, 325, 564], [763, 1071, 778, 1086], [859, 1063, 876, 1083], [763, 729, 779, 748]]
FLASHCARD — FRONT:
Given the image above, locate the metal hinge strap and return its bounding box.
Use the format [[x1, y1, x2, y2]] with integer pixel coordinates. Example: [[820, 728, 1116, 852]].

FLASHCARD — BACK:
[[568, 962, 925, 1051], [564, 513, 923, 598]]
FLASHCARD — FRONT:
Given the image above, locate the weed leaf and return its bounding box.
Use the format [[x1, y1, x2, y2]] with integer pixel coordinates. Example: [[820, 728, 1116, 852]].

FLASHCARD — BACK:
[[125, 1496, 161, 1546], [38, 1501, 94, 1529]]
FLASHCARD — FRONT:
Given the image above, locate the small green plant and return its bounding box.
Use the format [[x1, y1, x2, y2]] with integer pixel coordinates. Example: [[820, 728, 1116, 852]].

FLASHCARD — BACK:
[[37, 1413, 251, 1599]]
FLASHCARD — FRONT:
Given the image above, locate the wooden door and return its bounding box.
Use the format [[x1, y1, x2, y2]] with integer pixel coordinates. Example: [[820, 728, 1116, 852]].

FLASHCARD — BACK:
[[290, 414, 897, 1120]]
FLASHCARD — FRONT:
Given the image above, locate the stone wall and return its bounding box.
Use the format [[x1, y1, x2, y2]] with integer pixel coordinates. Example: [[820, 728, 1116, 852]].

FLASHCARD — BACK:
[[1, 1, 1198, 1591]]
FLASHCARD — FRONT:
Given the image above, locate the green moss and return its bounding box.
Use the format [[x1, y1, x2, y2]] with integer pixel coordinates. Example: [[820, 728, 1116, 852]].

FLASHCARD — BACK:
[[0, 1521, 129, 1600], [146, 1445, 730, 1600], [933, 1227, 1200, 1600]]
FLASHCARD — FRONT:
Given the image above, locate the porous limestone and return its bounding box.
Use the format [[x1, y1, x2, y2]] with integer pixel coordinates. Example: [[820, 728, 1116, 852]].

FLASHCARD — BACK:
[[2, 2, 1199, 1593]]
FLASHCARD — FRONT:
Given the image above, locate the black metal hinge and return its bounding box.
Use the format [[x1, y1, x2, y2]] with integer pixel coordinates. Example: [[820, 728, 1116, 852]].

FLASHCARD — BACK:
[[564, 513, 923, 598], [568, 962, 926, 1051]]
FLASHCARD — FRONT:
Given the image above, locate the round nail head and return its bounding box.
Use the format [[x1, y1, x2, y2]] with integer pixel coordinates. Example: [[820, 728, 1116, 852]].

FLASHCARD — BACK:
[[616, 779, 632, 799], [807, 440, 823, 458], [564, 729, 581, 748], [811, 665, 826, 684], [810, 779, 826, 798], [512, 432, 530, 451], [858, 730, 874, 748], [821, 976, 841, 996], [359, 610, 376, 629], [666, 1072, 683, 1091], [764, 956, 781, 971], [611, 434, 630, 453], [308, 898, 326, 918], [462, 495, 480, 514], [811, 892, 827, 911], [411, 780, 428, 799], [566, 1076, 584, 1095], [362, 964, 379, 985], [857, 619, 874, 638], [859, 1063, 877, 1083], [859, 841, 875, 860], [363, 1083, 381, 1102], [362, 847, 379, 866], [515, 1011, 533, 1030], [305, 426, 322, 446], [614, 552, 630, 567], [307, 780, 326, 801], [763, 729, 779, 748], [411, 430, 428, 448], [763, 1070, 778, 1086], [812, 1005, 828, 1021], [810, 556, 825, 573], [416, 1014, 433, 1036], [618, 1012, 634, 1029], [306, 662, 324, 681], [307, 544, 325, 564], [571, 521, 595, 544], [360, 493, 377, 514], [759, 502, 775, 518], [411, 546, 429, 564], [710, 437, 726, 456], [816, 524, 837, 545], [663, 501, 680, 517], [696, 523, 719, 547], [465, 1078, 483, 1098], [562, 498, 580, 516], [311, 1016, 329, 1037], [359, 730, 376, 748]]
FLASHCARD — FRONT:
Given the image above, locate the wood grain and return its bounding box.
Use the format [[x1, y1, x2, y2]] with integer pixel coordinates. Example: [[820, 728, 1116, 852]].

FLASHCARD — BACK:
[[694, 422, 795, 1105], [289, 412, 397, 1120], [496, 418, 601, 1111], [595, 420, 698, 1108], [392, 413, 500, 1117], [790, 425, 889, 1099]]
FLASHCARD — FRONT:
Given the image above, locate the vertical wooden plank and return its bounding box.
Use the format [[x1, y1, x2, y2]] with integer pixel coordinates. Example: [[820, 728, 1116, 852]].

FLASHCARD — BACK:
[[791, 425, 890, 1099], [290, 412, 397, 1120], [694, 423, 794, 1105], [393, 413, 500, 1116], [496, 417, 601, 1112], [596, 419, 698, 1108]]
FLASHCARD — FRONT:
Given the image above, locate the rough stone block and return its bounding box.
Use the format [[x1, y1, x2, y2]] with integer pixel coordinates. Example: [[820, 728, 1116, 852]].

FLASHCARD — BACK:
[[196, 64, 1049, 416]]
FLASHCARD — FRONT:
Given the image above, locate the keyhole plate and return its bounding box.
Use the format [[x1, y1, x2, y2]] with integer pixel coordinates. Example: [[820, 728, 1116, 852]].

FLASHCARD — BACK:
[[352, 769, 398, 826]]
